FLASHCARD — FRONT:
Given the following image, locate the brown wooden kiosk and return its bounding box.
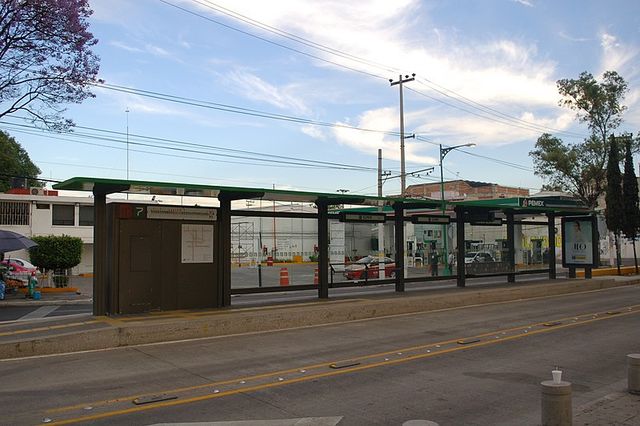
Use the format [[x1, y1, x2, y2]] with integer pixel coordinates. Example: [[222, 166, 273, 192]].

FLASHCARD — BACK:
[[53, 177, 595, 316]]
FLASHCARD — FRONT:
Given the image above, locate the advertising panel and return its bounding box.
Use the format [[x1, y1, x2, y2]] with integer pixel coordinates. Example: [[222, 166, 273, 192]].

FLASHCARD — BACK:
[[562, 216, 596, 267]]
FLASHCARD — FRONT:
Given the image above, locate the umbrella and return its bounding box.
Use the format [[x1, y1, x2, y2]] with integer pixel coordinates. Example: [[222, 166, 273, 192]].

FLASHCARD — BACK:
[[0, 230, 37, 253]]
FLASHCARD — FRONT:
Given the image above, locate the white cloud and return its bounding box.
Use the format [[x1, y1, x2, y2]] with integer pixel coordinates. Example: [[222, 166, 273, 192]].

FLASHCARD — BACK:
[[301, 125, 327, 140], [180, 1, 584, 149], [145, 44, 171, 57], [109, 41, 143, 53], [512, 0, 534, 7], [558, 31, 590, 43], [332, 107, 436, 164], [599, 32, 639, 80], [224, 69, 310, 114]]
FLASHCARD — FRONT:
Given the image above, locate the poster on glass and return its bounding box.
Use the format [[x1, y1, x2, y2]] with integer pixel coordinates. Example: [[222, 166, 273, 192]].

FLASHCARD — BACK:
[[561, 216, 596, 267]]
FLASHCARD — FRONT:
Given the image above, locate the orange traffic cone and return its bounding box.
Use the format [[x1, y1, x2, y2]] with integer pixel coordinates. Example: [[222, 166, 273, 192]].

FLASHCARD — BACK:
[[279, 267, 289, 286]]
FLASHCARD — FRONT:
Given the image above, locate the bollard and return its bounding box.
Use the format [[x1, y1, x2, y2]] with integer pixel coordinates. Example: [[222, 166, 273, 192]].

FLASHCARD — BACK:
[[628, 354, 640, 395], [257, 264, 262, 288], [541, 380, 572, 426]]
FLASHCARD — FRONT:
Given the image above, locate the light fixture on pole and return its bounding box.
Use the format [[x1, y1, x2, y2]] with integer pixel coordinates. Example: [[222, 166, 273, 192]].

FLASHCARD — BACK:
[[389, 74, 415, 197], [439, 143, 475, 275]]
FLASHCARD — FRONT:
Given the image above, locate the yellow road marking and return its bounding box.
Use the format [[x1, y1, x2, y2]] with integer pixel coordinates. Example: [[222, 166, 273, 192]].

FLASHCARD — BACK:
[[0, 320, 99, 337], [44, 305, 640, 425]]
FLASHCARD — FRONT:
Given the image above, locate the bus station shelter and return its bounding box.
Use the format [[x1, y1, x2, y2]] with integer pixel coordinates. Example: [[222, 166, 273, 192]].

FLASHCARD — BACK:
[[53, 177, 594, 316]]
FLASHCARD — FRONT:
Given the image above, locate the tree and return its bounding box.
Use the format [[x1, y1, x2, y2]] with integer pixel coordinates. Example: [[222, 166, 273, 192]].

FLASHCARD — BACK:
[[530, 71, 632, 209], [605, 136, 624, 274], [0, 130, 41, 192], [622, 134, 640, 273], [29, 235, 82, 287], [0, 0, 102, 129]]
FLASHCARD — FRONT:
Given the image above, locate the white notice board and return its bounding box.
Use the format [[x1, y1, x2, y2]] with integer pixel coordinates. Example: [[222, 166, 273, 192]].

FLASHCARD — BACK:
[[181, 224, 214, 263]]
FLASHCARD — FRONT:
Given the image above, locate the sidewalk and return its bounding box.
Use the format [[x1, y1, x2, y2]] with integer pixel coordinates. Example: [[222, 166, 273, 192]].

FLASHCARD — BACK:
[[575, 390, 640, 425], [1, 275, 92, 306]]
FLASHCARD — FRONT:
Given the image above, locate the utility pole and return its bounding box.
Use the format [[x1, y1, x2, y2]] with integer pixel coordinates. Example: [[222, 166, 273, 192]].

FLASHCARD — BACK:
[[389, 74, 415, 197], [378, 149, 385, 275]]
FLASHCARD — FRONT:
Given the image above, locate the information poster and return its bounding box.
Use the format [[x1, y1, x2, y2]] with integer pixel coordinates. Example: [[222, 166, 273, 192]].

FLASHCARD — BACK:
[[181, 224, 214, 263], [562, 218, 594, 266], [329, 221, 345, 272]]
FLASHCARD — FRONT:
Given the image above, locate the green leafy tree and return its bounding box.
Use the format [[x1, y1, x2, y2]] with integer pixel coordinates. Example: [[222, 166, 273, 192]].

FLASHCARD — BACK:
[[531, 71, 632, 209], [29, 235, 82, 287], [622, 134, 640, 273], [605, 136, 624, 273], [0, 130, 41, 192]]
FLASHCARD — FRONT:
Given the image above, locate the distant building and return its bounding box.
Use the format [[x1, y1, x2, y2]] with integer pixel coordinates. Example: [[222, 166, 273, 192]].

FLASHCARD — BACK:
[[0, 188, 94, 274], [404, 179, 529, 201]]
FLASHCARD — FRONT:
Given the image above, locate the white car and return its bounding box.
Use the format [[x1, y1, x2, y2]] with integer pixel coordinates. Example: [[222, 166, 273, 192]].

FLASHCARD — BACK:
[[464, 251, 496, 264]]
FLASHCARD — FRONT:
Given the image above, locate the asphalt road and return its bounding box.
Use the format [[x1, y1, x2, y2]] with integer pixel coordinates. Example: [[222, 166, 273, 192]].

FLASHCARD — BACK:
[[0, 272, 551, 320], [1, 284, 638, 425]]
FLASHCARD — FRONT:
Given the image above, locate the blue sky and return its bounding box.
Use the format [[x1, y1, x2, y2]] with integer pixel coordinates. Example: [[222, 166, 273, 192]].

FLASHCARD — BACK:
[[4, 0, 640, 197]]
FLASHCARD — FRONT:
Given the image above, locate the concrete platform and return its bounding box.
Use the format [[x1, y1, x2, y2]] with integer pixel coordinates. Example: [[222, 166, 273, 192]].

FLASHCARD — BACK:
[[1, 276, 639, 360]]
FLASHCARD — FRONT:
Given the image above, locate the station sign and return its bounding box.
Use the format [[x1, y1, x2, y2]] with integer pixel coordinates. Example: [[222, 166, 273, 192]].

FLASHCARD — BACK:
[[339, 212, 386, 223], [520, 198, 546, 208], [411, 215, 450, 224], [119, 204, 217, 221]]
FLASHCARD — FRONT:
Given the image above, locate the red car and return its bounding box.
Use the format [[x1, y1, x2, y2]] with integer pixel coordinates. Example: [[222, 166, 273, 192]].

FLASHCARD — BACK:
[[343, 255, 396, 280]]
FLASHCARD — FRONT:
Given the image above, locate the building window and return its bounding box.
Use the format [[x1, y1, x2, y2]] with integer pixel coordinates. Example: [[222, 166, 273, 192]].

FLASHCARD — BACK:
[[79, 205, 94, 226], [0, 201, 30, 225], [36, 203, 50, 209], [52, 204, 74, 226]]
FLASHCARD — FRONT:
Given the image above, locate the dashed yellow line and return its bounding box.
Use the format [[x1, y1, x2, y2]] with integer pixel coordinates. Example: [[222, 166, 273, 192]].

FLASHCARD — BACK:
[[43, 304, 640, 425]]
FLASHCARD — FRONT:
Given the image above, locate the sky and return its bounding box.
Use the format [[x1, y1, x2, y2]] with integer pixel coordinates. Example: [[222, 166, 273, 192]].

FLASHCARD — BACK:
[[3, 0, 640, 198]]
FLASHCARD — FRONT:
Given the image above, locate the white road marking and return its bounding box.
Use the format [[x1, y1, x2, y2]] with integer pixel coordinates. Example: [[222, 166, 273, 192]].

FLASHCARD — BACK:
[[18, 305, 59, 321]]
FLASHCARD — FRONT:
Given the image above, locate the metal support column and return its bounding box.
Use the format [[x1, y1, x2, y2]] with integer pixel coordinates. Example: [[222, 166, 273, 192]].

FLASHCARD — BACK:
[[92, 190, 108, 316], [455, 207, 466, 287], [394, 202, 405, 292], [547, 213, 557, 279], [507, 211, 516, 283], [317, 200, 329, 299], [218, 198, 232, 307]]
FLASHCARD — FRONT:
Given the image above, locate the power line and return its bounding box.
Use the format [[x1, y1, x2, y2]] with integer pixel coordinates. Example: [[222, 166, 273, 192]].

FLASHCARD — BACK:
[[97, 82, 401, 138], [158, 0, 387, 80], [169, 0, 586, 139], [414, 135, 533, 172], [0, 119, 380, 172]]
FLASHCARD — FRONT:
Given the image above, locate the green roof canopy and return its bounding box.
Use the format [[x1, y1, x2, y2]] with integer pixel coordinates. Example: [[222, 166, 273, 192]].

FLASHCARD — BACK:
[[53, 177, 443, 208]]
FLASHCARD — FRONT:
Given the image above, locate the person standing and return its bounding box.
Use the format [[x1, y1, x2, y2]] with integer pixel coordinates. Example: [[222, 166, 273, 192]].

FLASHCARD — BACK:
[[430, 251, 439, 276]]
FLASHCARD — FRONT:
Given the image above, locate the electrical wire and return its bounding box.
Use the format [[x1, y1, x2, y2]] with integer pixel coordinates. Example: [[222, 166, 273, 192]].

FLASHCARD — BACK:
[[169, 0, 587, 139], [1, 117, 380, 172], [97, 82, 401, 138]]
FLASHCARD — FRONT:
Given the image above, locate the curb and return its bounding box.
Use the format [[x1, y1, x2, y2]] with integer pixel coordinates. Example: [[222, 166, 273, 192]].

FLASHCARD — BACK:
[[1, 277, 639, 360]]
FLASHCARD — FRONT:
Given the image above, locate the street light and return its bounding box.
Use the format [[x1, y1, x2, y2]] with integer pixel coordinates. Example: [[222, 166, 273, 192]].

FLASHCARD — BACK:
[[439, 143, 475, 275]]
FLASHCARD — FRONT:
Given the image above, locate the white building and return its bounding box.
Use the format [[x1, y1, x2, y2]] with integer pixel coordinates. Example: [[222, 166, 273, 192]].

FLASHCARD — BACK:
[[0, 190, 94, 274]]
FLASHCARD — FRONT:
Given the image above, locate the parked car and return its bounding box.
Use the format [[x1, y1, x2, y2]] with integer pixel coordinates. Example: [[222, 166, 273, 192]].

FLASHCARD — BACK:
[[344, 255, 396, 280], [464, 251, 495, 264], [0, 258, 38, 274]]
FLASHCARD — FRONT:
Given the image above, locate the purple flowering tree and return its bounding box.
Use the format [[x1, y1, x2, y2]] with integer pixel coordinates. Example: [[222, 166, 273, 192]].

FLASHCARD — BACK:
[[0, 0, 102, 129]]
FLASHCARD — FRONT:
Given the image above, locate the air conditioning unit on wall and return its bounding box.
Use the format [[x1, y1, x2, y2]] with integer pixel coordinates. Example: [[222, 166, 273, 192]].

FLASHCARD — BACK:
[[30, 187, 46, 196]]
